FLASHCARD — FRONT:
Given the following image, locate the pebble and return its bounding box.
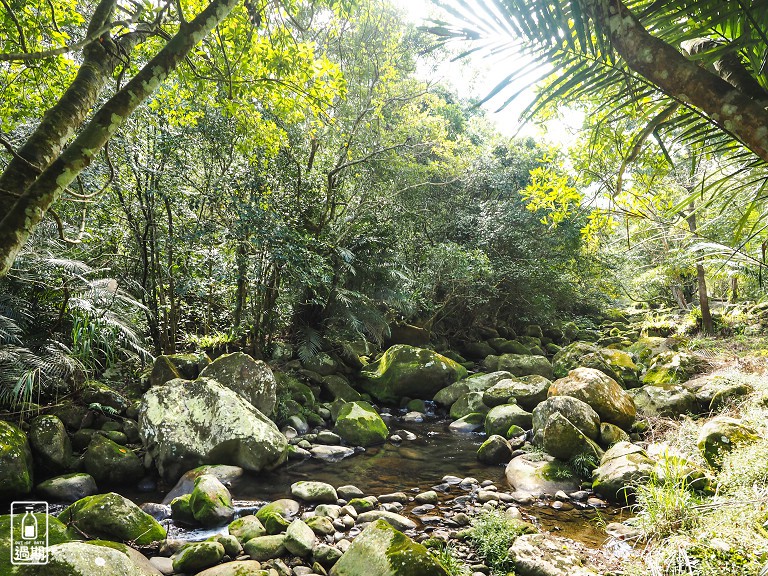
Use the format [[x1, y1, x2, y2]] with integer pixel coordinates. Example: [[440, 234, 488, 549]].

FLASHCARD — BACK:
[[381, 502, 404, 513], [402, 411, 424, 423], [411, 504, 435, 515], [283, 426, 298, 439], [509, 491, 534, 504], [378, 492, 409, 504], [316, 431, 341, 445], [336, 485, 364, 500], [550, 500, 574, 511], [554, 490, 569, 501], [420, 515, 442, 524], [480, 480, 495, 488], [452, 512, 471, 526], [395, 430, 417, 441], [477, 490, 499, 503], [587, 497, 607, 508], [414, 490, 438, 504], [148, 557, 174, 575], [459, 477, 479, 490], [389, 434, 402, 442], [442, 475, 462, 485], [569, 490, 590, 501]]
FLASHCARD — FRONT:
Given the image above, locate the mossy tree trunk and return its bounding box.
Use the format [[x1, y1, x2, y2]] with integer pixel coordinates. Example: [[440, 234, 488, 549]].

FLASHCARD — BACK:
[[0, 0, 242, 276]]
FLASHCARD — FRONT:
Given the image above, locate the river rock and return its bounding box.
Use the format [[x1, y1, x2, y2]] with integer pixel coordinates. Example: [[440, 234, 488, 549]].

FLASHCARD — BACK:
[[477, 435, 512, 464], [484, 404, 533, 436], [188, 474, 234, 526], [433, 371, 513, 406], [449, 412, 486, 433], [592, 441, 654, 502], [199, 352, 278, 415], [81, 380, 130, 413], [285, 518, 317, 556], [684, 374, 753, 411], [549, 367, 635, 429], [28, 414, 72, 473], [228, 515, 267, 543], [631, 384, 698, 417], [330, 519, 448, 576], [552, 342, 599, 378], [541, 412, 603, 462], [0, 421, 33, 499], [162, 464, 244, 503], [83, 434, 144, 485], [334, 401, 388, 446], [196, 560, 264, 576], [291, 480, 338, 503], [505, 453, 579, 494], [579, 348, 640, 389], [172, 541, 225, 574], [360, 345, 467, 403], [58, 492, 166, 545], [356, 510, 417, 531], [322, 375, 363, 402], [450, 391, 490, 419], [243, 534, 287, 561], [256, 499, 300, 534], [310, 445, 356, 461], [138, 377, 287, 482], [483, 354, 553, 379], [697, 416, 758, 468], [23, 541, 160, 576], [643, 351, 706, 386], [36, 473, 97, 503], [483, 375, 551, 411], [302, 352, 338, 376], [533, 396, 600, 442], [0, 513, 75, 571], [508, 533, 599, 576]]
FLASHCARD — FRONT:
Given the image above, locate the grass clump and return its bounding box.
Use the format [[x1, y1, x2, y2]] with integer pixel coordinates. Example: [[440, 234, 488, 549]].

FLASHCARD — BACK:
[[467, 509, 535, 575], [426, 541, 471, 576]]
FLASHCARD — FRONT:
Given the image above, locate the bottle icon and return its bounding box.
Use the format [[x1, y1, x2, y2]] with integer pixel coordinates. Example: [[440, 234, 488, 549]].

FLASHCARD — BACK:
[[21, 507, 37, 540]]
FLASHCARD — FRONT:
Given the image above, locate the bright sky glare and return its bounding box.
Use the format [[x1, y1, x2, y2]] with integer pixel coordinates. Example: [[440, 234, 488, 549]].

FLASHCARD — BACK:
[[393, 0, 584, 148]]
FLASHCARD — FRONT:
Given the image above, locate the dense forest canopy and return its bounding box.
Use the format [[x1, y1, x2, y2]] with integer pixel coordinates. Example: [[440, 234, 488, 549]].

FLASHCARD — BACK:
[[2, 0, 768, 395]]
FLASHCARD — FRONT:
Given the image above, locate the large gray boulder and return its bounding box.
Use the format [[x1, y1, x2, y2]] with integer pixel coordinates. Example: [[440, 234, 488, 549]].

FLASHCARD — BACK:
[[483, 375, 551, 411], [200, 352, 277, 416], [29, 414, 72, 473], [139, 377, 287, 482], [508, 533, 599, 576], [631, 384, 698, 417], [505, 453, 579, 494], [19, 541, 161, 576], [433, 371, 512, 407], [533, 396, 601, 442], [482, 354, 553, 379]]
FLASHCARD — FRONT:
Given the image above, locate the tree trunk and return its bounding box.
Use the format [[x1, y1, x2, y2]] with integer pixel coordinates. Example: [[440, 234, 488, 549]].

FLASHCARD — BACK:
[[586, 0, 768, 162], [686, 203, 713, 334], [0, 0, 242, 276]]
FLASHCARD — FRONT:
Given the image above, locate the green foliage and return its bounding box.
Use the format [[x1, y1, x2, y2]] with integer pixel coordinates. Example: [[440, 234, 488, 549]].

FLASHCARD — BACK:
[[568, 451, 599, 479], [468, 509, 531, 575], [426, 541, 470, 576]]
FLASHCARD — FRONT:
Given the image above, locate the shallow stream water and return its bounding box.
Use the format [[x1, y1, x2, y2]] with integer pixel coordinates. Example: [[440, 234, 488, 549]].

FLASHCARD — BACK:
[[135, 417, 619, 549]]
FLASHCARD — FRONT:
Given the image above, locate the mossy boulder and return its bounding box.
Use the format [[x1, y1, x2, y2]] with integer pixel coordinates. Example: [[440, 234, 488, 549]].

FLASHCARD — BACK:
[[483, 375, 551, 411], [631, 384, 698, 417], [0, 513, 77, 571], [552, 342, 599, 378], [532, 396, 601, 443], [505, 452, 579, 494], [360, 345, 467, 404], [0, 420, 34, 499], [484, 404, 533, 436], [476, 435, 512, 464], [697, 416, 758, 468], [592, 441, 655, 502], [684, 374, 754, 412], [302, 352, 339, 376], [482, 354, 553, 379], [449, 391, 490, 419], [291, 481, 338, 504], [433, 371, 513, 407], [540, 412, 603, 462], [627, 336, 670, 365], [37, 473, 97, 503], [284, 518, 316, 556], [83, 434, 143, 486], [138, 377, 287, 482], [165, 352, 211, 379], [642, 351, 706, 386], [330, 519, 448, 576], [459, 341, 496, 359], [17, 541, 156, 576], [508, 533, 599, 576], [255, 499, 300, 534], [173, 541, 225, 574], [81, 381, 129, 413], [149, 355, 182, 388], [334, 401, 388, 447], [549, 367, 636, 429], [243, 534, 287, 561], [200, 352, 278, 416], [599, 423, 629, 447], [228, 515, 266, 543], [580, 348, 641, 389], [29, 414, 73, 474], [58, 492, 166, 545], [189, 474, 235, 526], [321, 375, 363, 402]]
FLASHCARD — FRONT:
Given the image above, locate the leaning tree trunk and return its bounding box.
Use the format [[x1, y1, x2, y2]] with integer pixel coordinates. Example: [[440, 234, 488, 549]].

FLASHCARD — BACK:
[[0, 0, 242, 276]]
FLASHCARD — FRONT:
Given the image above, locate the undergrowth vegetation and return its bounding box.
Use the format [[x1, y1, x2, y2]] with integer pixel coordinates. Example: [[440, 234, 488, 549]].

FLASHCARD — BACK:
[[467, 509, 534, 575]]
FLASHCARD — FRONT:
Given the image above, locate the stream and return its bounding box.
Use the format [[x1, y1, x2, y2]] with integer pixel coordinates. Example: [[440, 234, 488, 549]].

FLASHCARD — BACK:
[[128, 415, 620, 550]]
